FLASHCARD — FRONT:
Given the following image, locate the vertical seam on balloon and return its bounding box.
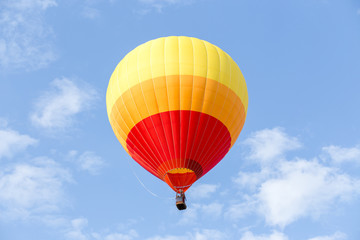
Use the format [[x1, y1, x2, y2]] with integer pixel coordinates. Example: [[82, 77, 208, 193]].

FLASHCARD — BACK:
[[124, 49, 163, 176], [109, 75, 131, 147], [239, 69, 249, 112], [192, 45, 221, 172], [210, 94, 244, 151], [127, 47, 162, 173], [233, 60, 247, 145], [120, 60, 160, 175], [192, 45, 223, 174], [200, 101, 233, 173], [109, 62, 159, 175], [165, 39, 176, 172], [202, 147, 229, 176], [183, 38, 195, 175], [227, 99, 246, 146], [177, 37, 181, 172], [187, 39, 208, 175], [201, 59, 245, 171], [152, 39, 174, 176], [178, 36, 182, 171], [136, 42, 168, 176], [203, 138, 231, 174], [197, 48, 233, 173], [200, 57, 236, 171], [109, 67, 139, 153], [191, 41, 221, 175], [239, 67, 248, 112], [170, 37, 179, 171], [200, 112, 232, 171], [164, 37, 176, 175], [112, 112, 158, 175], [148, 39, 172, 177], [223, 58, 246, 147]]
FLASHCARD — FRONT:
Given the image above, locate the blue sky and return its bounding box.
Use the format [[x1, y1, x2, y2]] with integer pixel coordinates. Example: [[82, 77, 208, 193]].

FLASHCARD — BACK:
[[1, 0, 360, 239]]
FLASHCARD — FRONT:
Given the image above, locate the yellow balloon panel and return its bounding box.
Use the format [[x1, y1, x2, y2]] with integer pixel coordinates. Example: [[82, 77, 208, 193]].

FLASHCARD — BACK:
[[106, 36, 248, 120]]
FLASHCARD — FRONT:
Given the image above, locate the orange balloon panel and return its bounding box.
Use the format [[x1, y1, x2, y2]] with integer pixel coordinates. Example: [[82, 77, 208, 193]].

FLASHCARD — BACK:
[[107, 36, 248, 192]]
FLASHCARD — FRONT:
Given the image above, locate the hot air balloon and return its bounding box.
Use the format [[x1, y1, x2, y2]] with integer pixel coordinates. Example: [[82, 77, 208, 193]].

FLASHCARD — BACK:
[[106, 36, 248, 210]]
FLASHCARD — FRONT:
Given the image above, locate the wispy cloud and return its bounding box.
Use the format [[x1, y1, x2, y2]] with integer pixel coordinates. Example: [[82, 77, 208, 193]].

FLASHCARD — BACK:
[[229, 128, 360, 228], [257, 159, 359, 227], [82, 6, 100, 19], [242, 127, 301, 165], [104, 230, 139, 240], [7, 0, 57, 10], [224, 197, 257, 221], [66, 218, 89, 240], [308, 231, 347, 240], [322, 145, 360, 165], [0, 127, 37, 159], [187, 183, 219, 199], [80, 0, 102, 19], [78, 0, 120, 19], [240, 230, 288, 240], [68, 150, 105, 175], [239, 230, 346, 240], [147, 229, 227, 240], [178, 202, 224, 225], [0, 0, 57, 70], [136, 0, 194, 14], [0, 157, 72, 220], [65, 217, 138, 240], [233, 169, 271, 191], [30, 77, 97, 130]]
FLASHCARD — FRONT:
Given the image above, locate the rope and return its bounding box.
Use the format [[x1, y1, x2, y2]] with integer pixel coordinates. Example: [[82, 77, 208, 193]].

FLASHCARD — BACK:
[[126, 156, 173, 200]]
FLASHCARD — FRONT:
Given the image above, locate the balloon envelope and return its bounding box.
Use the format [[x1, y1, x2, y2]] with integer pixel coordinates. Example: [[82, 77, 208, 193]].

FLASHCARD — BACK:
[[106, 36, 248, 192]]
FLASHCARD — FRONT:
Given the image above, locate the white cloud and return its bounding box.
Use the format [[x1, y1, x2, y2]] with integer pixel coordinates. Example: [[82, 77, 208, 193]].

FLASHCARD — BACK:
[[0, 0, 57, 70], [82, 6, 100, 19], [178, 184, 222, 224], [192, 229, 227, 240], [233, 169, 271, 191], [80, 0, 103, 19], [201, 202, 223, 218], [104, 230, 138, 240], [322, 145, 360, 165], [66, 218, 138, 240], [230, 128, 360, 228], [0, 157, 72, 220], [136, 0, 194, 14], [147, 229, 226, 240], [187, 183, 219, 199], [147, 235, 187, 240], [7, 0, 57, 10], [308, 231, 347, 240], [242, 127, 301, 165], [0, 128, 37, 159], [225, 198, 257, 220], [77, 152, 104, 175], [68, 151, 105, 175], [177, 204, 199, 225], [178, 202, 223, 225], [30, 78, 97, 130], [139, 0, 184, 4], [240, 231, 288, 240], [257, 159, 360, 227], [66, 218, 89, 240]]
